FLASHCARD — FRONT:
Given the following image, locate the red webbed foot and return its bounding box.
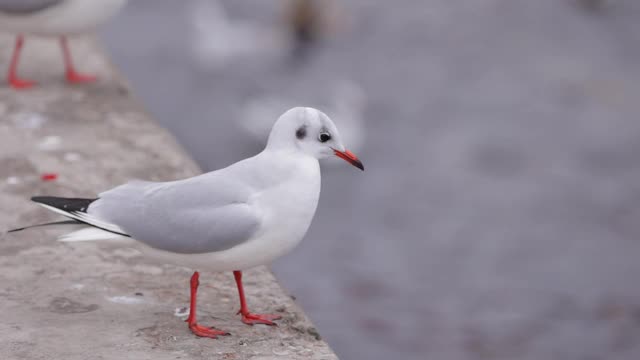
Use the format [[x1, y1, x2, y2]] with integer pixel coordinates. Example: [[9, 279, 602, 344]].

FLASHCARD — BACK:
[[66, 70, 97, 84], [9, 77, 36, 89], [188, 323, 230, 339], [239, 311, 282, 326]]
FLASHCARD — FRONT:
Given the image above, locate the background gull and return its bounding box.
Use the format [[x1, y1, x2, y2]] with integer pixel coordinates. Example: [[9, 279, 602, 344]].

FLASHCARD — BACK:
[[0, 0, 127, 88]]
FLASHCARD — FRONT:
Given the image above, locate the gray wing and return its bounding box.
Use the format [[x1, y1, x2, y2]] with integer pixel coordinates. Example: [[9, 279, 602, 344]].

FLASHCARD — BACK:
[[0, 0, 62, 14], [88, 175, 261, 254]]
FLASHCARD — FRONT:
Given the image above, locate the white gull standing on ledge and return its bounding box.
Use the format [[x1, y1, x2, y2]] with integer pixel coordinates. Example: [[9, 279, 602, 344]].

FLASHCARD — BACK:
[[0, 0, 127, 89], [9, 107, 364, 339]]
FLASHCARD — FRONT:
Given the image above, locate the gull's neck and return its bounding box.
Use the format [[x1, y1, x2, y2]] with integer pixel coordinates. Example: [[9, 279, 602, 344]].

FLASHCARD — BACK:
[[265, 131, 296, 152]]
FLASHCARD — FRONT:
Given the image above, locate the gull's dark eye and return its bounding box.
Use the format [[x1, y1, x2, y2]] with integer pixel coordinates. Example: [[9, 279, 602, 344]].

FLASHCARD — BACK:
[[318, 132, 331, 143]]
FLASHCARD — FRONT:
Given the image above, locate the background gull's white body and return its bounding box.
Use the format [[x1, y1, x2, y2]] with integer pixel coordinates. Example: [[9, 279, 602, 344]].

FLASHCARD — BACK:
[[0, 0, 127, 35]]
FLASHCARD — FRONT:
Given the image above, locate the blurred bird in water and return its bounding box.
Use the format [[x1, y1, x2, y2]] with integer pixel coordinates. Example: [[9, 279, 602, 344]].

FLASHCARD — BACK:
[[287, 0, 321, 59], [0, 0, 127, 89], [574, 0, 616, 12], [285, 0, 347, 63]]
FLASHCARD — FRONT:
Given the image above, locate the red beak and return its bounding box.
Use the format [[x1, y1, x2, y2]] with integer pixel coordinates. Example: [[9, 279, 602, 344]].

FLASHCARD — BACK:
[[333, 149, 364, 171]]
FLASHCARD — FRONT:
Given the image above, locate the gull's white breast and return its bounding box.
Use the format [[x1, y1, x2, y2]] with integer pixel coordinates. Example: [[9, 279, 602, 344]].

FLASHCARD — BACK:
[[0, 0, 127, 35]]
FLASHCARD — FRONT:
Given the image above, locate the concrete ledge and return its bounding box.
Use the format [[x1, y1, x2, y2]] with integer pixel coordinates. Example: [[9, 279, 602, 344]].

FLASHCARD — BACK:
[[0, 35, 337, 360]]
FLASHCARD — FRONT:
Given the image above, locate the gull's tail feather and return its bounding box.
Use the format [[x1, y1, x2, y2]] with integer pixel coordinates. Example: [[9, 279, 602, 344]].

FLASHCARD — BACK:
[[9, 196, 131, 238], [7, 219, 125, 243], [8, 197, 97, 233], [8, 220, 81, 233], [58, 227, 127, 242]]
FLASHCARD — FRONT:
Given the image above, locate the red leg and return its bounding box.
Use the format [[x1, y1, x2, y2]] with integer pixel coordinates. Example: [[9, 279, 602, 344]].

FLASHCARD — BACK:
[[185, 271, 229, 338], [60, 37, 97, 84], [7, 35, 36, 89], [233, 270, 282, 326]]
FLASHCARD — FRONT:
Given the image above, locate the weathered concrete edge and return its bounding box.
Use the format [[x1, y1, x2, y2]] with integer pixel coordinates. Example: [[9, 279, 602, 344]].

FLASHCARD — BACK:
[[0, 35, 338, 359]]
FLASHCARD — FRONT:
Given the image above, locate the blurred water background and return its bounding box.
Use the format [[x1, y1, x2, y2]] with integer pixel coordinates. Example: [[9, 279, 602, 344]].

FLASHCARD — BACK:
[[101, 1, 640, 359]]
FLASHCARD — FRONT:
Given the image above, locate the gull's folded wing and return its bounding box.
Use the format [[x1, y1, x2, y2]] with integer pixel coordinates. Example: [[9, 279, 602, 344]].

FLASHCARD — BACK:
[[89, 175, 261, 254]]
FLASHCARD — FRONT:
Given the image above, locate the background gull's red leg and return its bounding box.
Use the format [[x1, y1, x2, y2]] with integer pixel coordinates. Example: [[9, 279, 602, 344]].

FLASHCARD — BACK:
[[60, 37, 97, 84], [7, 35, 36, 89]]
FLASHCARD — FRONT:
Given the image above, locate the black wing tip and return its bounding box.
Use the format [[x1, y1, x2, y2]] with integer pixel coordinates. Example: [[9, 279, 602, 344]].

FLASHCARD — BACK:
[[30, 196, 97, 213], [31, 196, 64, 204]]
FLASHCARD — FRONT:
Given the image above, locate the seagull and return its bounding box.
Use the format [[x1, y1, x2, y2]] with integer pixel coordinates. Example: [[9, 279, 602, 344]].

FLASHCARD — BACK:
[[9, 107, 364, 339], [0, 0, 127, 89]]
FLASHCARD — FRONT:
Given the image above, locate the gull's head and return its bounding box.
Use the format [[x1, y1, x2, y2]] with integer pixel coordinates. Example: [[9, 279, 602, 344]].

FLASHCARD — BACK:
[[266, 107, 364, 171]]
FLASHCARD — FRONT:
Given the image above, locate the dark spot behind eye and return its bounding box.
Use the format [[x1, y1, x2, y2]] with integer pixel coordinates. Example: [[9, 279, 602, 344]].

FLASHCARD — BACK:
[[296, 126, 307, 139]]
